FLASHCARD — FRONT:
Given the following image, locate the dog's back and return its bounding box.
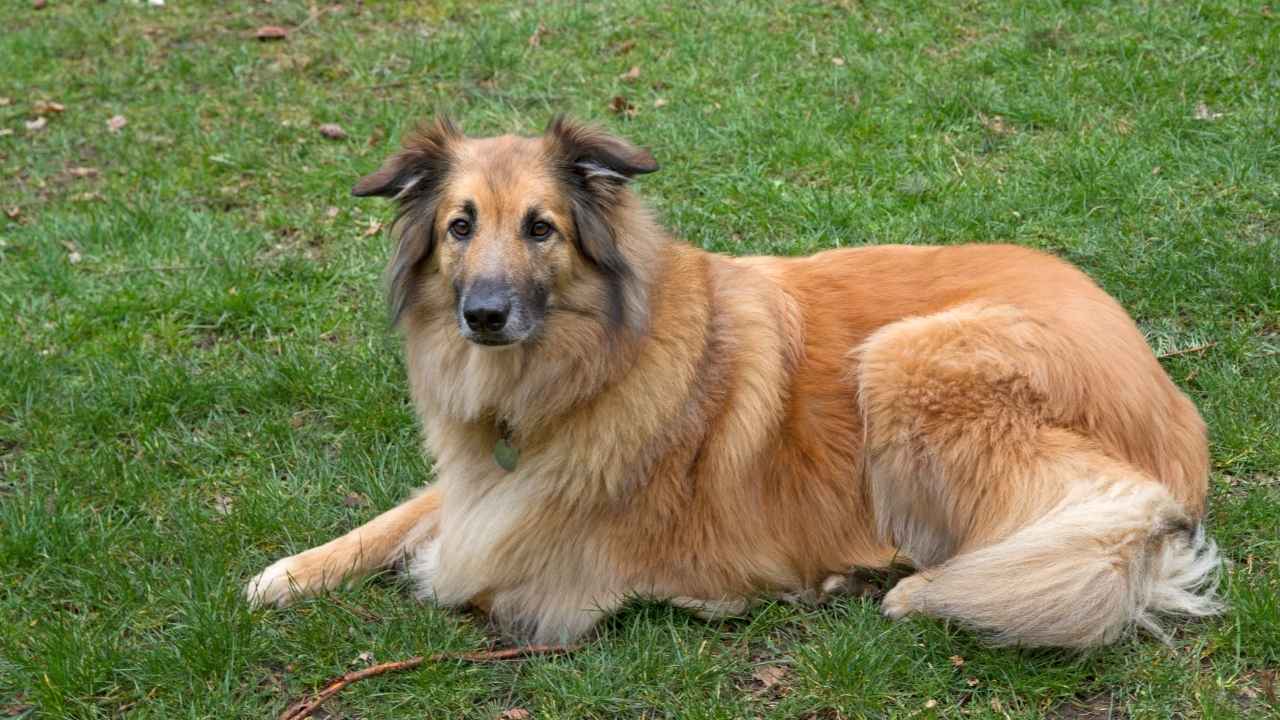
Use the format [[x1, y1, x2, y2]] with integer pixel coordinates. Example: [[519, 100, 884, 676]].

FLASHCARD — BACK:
[[774, 243, 1216, 646], [759, 243, 1208, 511]]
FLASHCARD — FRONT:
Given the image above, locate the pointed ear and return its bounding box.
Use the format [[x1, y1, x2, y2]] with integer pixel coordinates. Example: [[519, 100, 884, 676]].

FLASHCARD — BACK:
[[352, 116, 462, 198], [544, 115, 658, 186]]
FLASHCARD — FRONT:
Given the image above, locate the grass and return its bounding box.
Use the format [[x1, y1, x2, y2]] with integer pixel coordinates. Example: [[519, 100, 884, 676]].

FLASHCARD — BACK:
[[1, 0, 1277, 717]]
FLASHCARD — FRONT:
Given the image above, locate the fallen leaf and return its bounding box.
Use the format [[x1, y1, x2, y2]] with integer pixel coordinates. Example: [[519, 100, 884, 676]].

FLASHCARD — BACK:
[[949, 655, 965, 668], [499, 710, 531, 720], [966, 677, 980, 687], [33, 0, 46, 9], [527, 22, 547, 47], [325, 206, 340, 219], [619, 65, 641, 82], [751, 664, 790, 695], [107, 115, 127, 133], [24, 117, 47, 132], [33, 100, 65, 115], [607, 95, 637, 119], [653, 98, 668, 108], [4, 207, 19, 220], [831, 56, 846, 66], [255, 25, 289, 41], [612, 39, 636, 55], [1193, 102, 1222, 121], [318, 123, 347, 140], [979, 112, 1012, 135], [0, 98, 9, 107], [342, 492, 368, 508], [68, 167, 99, 179], [212, 494, 234, 516], [362, 218, 384, 237]]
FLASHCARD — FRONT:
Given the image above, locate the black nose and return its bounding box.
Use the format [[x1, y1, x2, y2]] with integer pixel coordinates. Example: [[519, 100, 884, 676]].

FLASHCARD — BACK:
[[462, 290, 511, 333]]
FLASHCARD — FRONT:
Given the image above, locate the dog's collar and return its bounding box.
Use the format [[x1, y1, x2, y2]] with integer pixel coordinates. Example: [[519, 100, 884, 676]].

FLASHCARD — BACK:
[[493, 419, 519, 472]]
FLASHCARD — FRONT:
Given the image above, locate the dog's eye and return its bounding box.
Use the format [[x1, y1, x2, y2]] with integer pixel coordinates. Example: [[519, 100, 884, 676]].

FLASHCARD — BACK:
[[449, 219, 471, 239], [530, 221, 553, 241]]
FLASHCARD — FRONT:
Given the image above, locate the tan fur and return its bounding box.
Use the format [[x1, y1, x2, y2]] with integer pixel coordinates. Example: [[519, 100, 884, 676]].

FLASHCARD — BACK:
[[248, 118, 1220, 647]]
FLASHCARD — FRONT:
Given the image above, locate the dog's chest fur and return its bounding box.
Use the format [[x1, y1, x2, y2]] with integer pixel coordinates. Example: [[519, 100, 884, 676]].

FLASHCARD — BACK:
[[400, 251, 828, 639]]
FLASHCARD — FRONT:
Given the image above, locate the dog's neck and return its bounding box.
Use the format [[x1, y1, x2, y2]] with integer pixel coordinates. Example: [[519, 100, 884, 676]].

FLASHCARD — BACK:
[[406, 235, 802, 520]]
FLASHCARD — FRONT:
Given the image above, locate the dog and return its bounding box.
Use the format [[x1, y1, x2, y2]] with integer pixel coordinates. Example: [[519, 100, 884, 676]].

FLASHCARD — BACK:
[[247, 116, 1221, 647]]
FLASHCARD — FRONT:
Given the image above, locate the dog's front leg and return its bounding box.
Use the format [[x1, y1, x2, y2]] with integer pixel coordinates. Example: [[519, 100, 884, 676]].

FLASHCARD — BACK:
[[246, 486, 443, 608]]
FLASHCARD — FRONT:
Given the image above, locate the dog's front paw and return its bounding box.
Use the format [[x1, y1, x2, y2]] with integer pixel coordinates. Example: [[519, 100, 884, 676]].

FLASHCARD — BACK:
[[881, 573, 929, 620], [246, 556, 310, 609]]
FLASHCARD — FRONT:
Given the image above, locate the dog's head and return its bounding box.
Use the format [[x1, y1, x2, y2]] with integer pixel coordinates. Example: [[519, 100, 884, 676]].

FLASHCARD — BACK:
[[353, 116, 658, 347]]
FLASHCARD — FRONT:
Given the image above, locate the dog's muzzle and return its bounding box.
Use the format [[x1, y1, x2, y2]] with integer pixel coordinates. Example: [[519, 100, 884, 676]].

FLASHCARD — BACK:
[[459, 278, 529, 347]]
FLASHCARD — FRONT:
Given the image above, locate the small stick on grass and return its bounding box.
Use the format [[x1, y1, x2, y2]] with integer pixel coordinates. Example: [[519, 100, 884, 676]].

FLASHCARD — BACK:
[[1157, 341, 1217, 359], [279, 644, 581, 720]]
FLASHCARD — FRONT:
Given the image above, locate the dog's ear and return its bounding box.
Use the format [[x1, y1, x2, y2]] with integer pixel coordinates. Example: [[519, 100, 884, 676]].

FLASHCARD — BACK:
[[544, 116, 657, 326], [352, 116, 462, 198], [353, 117, 462, 325], [545, 115, 658, 187]]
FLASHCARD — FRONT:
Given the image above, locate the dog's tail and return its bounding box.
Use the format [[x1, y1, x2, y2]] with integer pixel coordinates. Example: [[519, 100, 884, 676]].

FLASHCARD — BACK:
[[901, 480, 1223, 648]]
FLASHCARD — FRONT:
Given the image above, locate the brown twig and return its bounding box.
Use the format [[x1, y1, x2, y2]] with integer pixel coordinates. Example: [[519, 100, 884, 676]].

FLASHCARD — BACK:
[[278, 644, 581, 720], [1157, 341, 1217, 359]]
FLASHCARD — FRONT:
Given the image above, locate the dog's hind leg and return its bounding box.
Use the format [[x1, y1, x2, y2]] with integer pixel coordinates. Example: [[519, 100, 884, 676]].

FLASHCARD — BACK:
[[246, 485, 443, 608], [857, 302, 1220, 647]]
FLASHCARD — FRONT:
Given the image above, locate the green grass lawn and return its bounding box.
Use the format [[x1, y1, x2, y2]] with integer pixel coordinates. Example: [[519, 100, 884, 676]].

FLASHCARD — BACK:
[[2, 1, 1278, 717]]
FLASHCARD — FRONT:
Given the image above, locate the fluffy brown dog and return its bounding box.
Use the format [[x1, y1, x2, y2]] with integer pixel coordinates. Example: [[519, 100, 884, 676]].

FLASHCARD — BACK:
[[247, 117, 1221, 647]]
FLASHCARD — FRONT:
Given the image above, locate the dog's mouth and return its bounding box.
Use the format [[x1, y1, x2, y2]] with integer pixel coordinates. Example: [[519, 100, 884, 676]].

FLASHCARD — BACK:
[[466, 333, 521, 348], [457, 317, 537, 348], [456, 289, 545, 348]]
